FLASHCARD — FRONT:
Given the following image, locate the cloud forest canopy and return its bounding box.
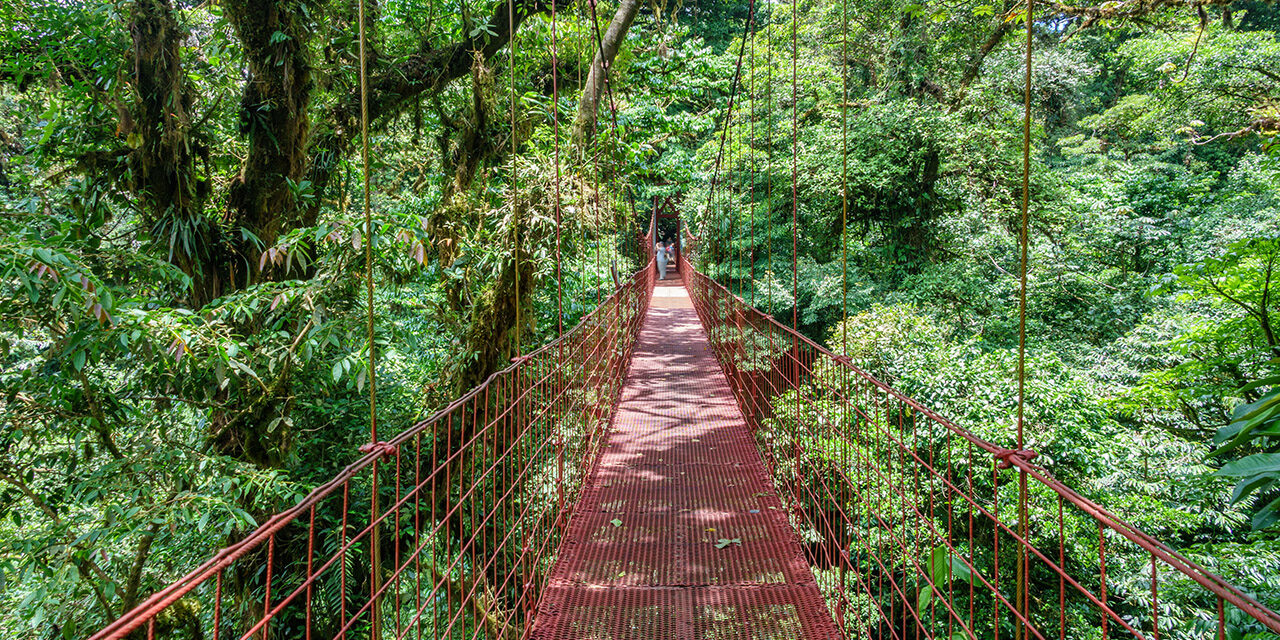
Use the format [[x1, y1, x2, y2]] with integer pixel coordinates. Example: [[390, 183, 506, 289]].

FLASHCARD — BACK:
[[1, 0, 1280, 636]]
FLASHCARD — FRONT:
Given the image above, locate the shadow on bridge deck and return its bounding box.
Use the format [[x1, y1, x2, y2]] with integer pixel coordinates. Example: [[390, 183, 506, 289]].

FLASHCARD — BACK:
[[533, 277, 839, 640]]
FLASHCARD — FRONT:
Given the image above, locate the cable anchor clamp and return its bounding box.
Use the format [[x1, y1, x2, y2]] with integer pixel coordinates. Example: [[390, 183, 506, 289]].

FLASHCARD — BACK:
[[359, 441, 398, 458], [994, 447, 1038, 470]]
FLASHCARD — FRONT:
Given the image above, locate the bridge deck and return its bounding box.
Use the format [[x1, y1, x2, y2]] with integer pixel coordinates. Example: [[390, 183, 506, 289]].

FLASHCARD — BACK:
[[534, 276, 840, 640]]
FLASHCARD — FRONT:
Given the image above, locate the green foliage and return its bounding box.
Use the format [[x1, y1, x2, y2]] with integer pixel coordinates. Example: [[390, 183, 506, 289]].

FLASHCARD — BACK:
[[0, 0, 659, 634], [686, 2, 1280, 631], [1213, 368, 1280, 529], [5, 0, 1280, 634]]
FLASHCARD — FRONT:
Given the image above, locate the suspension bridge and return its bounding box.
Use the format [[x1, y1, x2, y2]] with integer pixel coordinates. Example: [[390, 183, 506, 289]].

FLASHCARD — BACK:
[[83, 0, 1280, 636], [85, 238, 1280, 639]]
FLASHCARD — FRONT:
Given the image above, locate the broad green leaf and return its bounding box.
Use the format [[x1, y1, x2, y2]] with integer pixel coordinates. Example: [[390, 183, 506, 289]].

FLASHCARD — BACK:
[[1216, 453, 1280, 478]]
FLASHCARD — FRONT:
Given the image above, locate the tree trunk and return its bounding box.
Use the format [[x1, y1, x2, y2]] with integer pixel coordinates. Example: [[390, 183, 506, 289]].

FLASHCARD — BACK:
[[224, 0, 315, 286], [127, 0, 219, 306], [953, 9, 1013, 105], [571, 0, 642, 148]]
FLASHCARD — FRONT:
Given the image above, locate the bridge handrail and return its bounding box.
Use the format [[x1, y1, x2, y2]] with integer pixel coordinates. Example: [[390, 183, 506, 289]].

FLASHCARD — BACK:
[[89, 261, 655, 640], [684, 265, 1280, 636]]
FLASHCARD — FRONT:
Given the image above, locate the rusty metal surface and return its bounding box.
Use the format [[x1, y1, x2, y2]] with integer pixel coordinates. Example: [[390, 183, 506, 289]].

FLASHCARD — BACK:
[[683, 265, 1280, 640], [532, 280, 840, 640], [87, 265, 654, 640], [84, 258, 1280, 640]]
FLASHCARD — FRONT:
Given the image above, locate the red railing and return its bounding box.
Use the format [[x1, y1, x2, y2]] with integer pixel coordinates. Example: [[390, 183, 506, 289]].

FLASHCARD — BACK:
[[685, 268, 1280, 640], [90, 264, 653, 640]]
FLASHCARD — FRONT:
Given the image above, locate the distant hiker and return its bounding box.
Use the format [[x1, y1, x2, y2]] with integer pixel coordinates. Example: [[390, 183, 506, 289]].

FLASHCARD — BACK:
[[666, 243, 676, 270], [656, 240, 668, 280]]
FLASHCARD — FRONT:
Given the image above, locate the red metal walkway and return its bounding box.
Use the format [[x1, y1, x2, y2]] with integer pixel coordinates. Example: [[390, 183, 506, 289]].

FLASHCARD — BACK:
[[533, 276, 840, 640]]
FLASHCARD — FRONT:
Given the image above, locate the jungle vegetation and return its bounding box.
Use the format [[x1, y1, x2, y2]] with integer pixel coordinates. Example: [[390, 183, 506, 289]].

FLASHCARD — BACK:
[[1, 0, 1279, 637]]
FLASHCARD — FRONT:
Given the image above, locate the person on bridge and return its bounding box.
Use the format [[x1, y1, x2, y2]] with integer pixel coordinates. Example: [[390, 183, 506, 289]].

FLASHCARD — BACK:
[[656, 239, 668, 280]]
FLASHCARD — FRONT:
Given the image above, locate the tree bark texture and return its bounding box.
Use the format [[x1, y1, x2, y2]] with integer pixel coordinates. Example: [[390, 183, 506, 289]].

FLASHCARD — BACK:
[[571, 0, 642, 148]]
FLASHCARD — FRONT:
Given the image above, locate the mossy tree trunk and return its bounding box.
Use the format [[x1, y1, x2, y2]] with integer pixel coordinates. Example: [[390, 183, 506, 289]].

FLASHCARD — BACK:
[[224, 0, 317, 288], [127, 0, 219, 306]]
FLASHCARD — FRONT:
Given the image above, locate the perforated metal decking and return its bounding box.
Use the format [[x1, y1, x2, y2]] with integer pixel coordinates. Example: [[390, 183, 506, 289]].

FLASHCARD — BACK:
[[533, 277, 840, 640]]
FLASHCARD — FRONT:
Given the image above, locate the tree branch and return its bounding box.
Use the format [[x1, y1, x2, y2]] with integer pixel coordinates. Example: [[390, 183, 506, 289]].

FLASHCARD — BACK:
[[304, 0, 567, 222], [1046, 0, 1234, 28]]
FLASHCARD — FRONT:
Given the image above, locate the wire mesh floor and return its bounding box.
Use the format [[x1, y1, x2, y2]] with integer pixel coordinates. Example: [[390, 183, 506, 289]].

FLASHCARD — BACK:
[[533, 275, 840, 639]]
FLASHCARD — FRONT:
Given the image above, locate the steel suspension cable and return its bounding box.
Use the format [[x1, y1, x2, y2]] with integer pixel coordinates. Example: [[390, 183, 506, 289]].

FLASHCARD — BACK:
[[766, 25, 774, 306], [586, 0, 631, 294], [355, 0, 383, 634], [839, 0, 851, 625], [790, 0, 798, 335], [1017, 0, 1033, 451], [732, 97, 742, 282], [583, 3, 603, 268], [552, 0, 563, 336], [840, 0, 849, 352], [510, 0, 522, 358], [1015, 0, 1035, 635], [586, 0, 605, 297], [704, 0, 757, 264], [732, 99, 742, 288], [749, 24, 756, 308], [586, 0, 621, 133], [358, 0, 376, 447], [576, 3, 587, 310], [788, 0, 801, 534]]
